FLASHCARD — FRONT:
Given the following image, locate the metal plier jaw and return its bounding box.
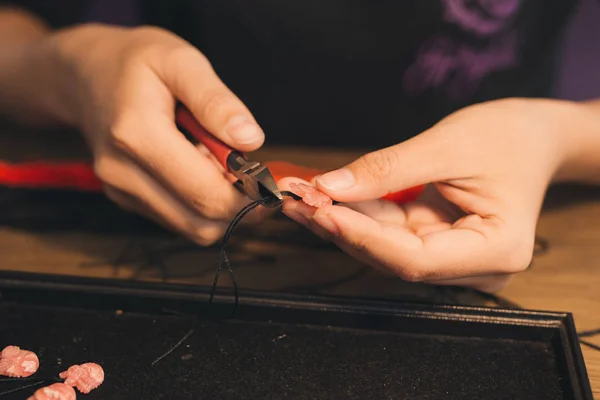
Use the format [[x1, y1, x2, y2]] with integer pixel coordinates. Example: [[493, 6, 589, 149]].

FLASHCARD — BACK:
[[228, 153, 283, 208], [175, 104, 283, 208]]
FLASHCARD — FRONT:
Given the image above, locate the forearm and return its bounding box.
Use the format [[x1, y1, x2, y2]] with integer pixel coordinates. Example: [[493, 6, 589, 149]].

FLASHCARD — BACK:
[[0, 7, 74, 127], [553, 98, 600, 185]]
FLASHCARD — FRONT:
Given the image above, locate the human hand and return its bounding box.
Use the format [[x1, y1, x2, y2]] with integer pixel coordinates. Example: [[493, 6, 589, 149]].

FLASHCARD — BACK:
[[47, 24, 267, 245], [280, 98, 584, 292]]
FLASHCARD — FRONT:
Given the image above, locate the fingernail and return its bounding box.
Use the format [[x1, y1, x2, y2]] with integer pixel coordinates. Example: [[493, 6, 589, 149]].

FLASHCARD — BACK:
[[226, 116, 263, 145], [283, 210, 309, 227], [316, 168, 355, 191], [313, 213, 339, 236]]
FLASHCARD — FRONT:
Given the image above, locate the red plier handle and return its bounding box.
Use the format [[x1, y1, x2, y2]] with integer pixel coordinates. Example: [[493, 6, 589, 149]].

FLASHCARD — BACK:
[[174, 104, 424, 204], [175, 104, 283, 205], [175, 104, 234, 170], [0, 106, 424, 204]]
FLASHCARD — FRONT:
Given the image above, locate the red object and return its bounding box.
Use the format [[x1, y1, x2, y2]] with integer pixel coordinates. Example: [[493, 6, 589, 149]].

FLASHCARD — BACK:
[[0, 109, 423, 204], [175, 104, 233, 169], [0, 161, 102, 192], [264, 161, 324, 183], [264, 160, 424, 203], [172, 107, 426, 203], [0, 160, 424, 203], [380, 186, 424, 203]]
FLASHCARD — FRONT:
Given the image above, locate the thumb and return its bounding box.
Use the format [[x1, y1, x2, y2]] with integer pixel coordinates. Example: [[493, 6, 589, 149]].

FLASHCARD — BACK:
[[158, 45, 264, 152], [315, 133, 451, 202]]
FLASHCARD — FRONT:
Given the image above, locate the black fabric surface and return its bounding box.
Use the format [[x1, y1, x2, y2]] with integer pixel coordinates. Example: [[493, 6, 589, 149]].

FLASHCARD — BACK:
[[0, 301, 568, 400]]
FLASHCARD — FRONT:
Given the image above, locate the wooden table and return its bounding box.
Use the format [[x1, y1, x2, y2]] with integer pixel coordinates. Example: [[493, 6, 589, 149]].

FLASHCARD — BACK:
[[1, 127, 600, 397]]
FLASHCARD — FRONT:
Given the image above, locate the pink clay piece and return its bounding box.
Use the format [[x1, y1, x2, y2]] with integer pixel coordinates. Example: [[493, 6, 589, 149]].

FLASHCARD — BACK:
[[289, 182, 333, 208], [0, 346, 39, 378], [27, 383, 76, 400], [59, 362, 104, 394]]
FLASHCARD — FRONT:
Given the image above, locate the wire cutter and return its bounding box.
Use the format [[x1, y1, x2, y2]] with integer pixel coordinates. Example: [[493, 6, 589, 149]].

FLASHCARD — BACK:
[[175, 104, 283, 208]]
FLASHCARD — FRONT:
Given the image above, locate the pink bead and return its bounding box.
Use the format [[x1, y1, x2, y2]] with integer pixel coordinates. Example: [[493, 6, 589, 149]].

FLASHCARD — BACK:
[[0, 346, 39, 378], [59, 363, 104, 394], [289, 182, 333, 208], [27, 383, 76, 400]]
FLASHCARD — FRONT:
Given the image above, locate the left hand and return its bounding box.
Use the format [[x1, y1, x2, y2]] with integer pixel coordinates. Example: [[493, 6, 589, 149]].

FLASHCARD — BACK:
[[280, 98, 586, 292]]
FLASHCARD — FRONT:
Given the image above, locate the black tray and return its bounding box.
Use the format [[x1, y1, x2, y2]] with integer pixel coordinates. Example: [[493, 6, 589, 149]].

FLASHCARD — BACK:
[[0, 271, 593, 400]]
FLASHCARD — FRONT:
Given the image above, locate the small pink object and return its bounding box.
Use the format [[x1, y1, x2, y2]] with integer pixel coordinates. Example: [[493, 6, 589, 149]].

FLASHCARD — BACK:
[[59, 363, 104, 394], [27, 383, 76, 400], [289, 182, 333, 208], [0, 345, 39, 378]]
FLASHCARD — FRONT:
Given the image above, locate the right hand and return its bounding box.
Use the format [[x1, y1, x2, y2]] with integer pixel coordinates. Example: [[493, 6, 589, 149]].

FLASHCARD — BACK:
[[48, 24, 267, 245]]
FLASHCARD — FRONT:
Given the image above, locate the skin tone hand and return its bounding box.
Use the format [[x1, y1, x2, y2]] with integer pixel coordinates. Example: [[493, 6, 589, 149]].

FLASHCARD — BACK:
[[281, 98, 600, 292], [1, 16, 268, 245], [58, 25, 273, 245]]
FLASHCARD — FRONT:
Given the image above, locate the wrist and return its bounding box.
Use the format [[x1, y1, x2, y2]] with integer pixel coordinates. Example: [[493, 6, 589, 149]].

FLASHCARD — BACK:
[[29, 24, 112, 128], [0, 30, 79, 128], [44, 24, 136, 131], [1, 23, 127, 129], [21, 35, 78, 127], [551, 99, 600, 184]]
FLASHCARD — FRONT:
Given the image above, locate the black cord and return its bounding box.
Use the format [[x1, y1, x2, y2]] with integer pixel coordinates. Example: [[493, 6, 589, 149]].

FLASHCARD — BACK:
[[579, 339, 600, 352], [151, 192, 302, 367], [208, 197, 270, 318], [128, 189, 599, 366], [0, 380, 45, 397], [151, 327, 196, 368], [207, 191, 307, 318], [578, 328, 600, 338], [0, 378, 60, 384], [464, 288, 600, 352]]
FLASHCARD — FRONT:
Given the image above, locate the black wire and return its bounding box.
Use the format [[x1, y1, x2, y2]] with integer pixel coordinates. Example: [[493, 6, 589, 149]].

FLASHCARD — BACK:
[[0, 378, 60, 383], [280, 191, 301, 201], [170, 189, 600, 354], [151, 192, 300, 366], [207, 190, 327, 318], [578, 328, 600, 338], [579, 339, 600, 352], [0, 380, 45, 397], [99, 189, 596, 364], [151, 327, 196, 367], [464, 288, 600, 352], [208, 197, 271, 318]]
